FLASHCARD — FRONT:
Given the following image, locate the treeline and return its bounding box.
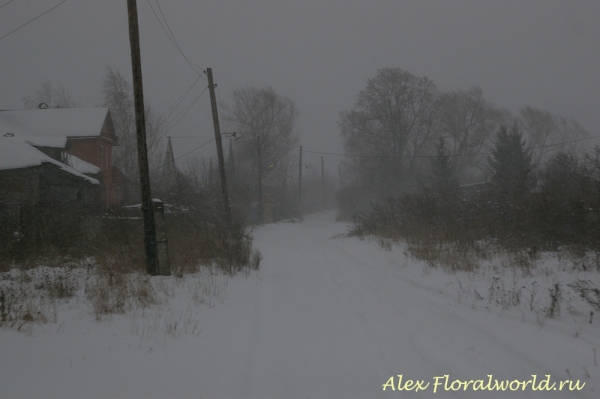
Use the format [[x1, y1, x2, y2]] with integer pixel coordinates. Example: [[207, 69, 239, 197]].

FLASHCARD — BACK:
[[341, 67, 598, 258], [338, 67, 589, 218], [350, 125, 600, 257]]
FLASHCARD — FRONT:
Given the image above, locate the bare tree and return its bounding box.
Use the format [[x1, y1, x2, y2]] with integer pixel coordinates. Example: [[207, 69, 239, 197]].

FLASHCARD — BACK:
[[438, 87, 504, 177], [517, 106, 589, 166], [339, 67, 440, 195], [224, 86, 298, 167], [270, 151, 299, 216], [102, 66, 167, 197], [22, 81, 77, 109], [223, 86, 299, 213]]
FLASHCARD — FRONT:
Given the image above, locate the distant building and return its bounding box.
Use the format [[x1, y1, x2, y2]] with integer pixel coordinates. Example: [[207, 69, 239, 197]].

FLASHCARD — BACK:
[[0, 137, 101, 220], [0, 108, 125, 207]]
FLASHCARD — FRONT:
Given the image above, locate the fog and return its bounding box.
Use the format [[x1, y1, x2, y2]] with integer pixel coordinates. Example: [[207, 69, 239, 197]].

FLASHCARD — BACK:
[[1, 0, 599, 173], [3, 3, 600, 397]]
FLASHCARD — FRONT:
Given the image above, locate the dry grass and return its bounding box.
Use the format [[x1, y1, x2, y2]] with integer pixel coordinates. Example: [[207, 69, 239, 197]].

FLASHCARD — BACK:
[[0, 256, 253, 334], [568, 279, 600, 311], [347, 194, 600, 324], [84, 271, 158, 321], [403, 241, 488, 272], [0, 205, 262, 331], [0, 266, 83, 331]]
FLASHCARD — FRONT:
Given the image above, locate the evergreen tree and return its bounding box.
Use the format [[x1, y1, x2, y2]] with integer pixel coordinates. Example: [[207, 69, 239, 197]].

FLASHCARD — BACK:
[[429, 137, 460, 197], [489, 124, 534, 199]]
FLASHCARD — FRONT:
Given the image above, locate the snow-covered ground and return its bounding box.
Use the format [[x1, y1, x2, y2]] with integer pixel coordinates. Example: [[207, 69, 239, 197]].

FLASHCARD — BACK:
[[1, 212, 599, 398]]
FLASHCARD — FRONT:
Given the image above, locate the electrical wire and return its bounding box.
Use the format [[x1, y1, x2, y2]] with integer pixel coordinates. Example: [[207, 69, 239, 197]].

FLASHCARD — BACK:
[[236, 132, 600, 160], [0, 0, 16, 10], [156, 0, 206, 75], [163, 75, 202, 122], [165, 131, 600, 173], [0, 0, 67, 41], [143, 0, 212, 139], [146, 0, 206, 79], [163, 86, 208, 134], [174, 137, 215, 160]]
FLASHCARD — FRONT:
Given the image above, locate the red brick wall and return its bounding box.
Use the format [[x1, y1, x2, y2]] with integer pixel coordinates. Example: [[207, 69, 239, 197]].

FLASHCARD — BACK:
[[68, 138, 116, 207], [69, 139, 100, 167]]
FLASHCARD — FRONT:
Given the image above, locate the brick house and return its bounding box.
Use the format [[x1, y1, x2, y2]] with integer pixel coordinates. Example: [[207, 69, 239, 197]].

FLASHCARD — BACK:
[[0, 108, 124, 207]]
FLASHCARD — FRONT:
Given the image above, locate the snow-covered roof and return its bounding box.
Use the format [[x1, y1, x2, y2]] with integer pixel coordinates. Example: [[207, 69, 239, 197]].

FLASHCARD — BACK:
[[69, 154, 101, 175], [0, 108, 114, 141], [0, 137, 99, 185], [25, 136, 68, 148]]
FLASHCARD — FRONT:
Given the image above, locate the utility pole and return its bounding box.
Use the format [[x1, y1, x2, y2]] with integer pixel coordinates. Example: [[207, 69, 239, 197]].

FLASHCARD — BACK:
[[257, 135, 263, 223], [298, 145, 302, 201], [127, 0, 160, 276], [206, 68, 232, 229], [321, 156, 325, 208]]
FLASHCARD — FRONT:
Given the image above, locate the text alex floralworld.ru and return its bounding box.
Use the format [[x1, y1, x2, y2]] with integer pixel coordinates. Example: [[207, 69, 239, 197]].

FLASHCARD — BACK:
[[382, 374, 585, 393]]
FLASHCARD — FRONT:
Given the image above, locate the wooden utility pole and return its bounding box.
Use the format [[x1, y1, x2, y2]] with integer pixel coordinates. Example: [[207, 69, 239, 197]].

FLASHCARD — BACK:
[[257, 135, 263, 223], [298, 145, 302, 201], [127, 0, 161, 276], [321, 156, 325, 207], [206, 68, 232, 229]]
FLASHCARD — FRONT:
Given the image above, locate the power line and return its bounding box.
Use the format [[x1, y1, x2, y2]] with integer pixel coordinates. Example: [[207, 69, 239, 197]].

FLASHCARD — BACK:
[[163, 86, 208, 134], [0, 0, 67, 41], [536, 132, 600, 149], [174, 137, 215, 160], [0, 0, 16, 10], [168, 131, 599, 165], [163, 75, 202, 121], [144, 0, 210, 135], [237, 132, 600, 160], [155, 1, 199, 69], [146, 0, 206, 79], [164, 85, 208, 129]]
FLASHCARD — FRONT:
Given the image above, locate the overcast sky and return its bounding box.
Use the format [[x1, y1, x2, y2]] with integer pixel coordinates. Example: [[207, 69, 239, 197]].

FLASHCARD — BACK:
[[1, 0, 599, 172]]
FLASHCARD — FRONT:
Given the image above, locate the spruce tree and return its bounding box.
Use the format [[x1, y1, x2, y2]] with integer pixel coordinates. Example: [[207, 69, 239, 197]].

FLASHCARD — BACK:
[[429, 137, 459, 197], [489, 124, 533, 199]]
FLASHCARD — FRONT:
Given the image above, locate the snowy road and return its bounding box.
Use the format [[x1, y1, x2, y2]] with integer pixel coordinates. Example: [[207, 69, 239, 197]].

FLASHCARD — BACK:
[[222, 212, 597, 399], [1, 212, 598, 398]]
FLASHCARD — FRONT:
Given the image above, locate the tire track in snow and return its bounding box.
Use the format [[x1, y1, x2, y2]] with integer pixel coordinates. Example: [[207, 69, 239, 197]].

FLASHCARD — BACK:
[[319, 223, 595, 398], [328, 240, 579, 373], [245, 214, 595, 398]]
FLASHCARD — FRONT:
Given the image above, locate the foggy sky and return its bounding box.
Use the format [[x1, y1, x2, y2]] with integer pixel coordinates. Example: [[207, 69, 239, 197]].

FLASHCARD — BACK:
[[1, 0, 599, 173]]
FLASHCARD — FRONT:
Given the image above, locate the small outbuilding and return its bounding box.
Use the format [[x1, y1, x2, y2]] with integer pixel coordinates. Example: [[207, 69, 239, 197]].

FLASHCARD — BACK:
[[0, 137, 101, 222]]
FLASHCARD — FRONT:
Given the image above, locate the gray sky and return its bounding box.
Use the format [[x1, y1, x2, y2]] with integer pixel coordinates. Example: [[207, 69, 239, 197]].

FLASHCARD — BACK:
[[1, 0, 599, 172]]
